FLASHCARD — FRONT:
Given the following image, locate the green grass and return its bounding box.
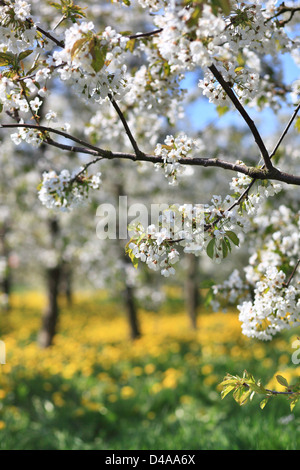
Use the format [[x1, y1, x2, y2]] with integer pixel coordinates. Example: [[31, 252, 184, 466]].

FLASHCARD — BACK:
[[0, 291, 299, 450]]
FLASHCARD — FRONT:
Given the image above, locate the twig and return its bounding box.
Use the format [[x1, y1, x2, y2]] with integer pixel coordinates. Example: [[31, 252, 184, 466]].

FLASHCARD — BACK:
[[69, 156, 103, 184], [35, 25, 65, 48], [0, 122, 110, 156], [283, 258, 300, 288], [209, 64, 274, 171], [1, 122, 300, 185], [128, 28, 163, 40], [264, 5, 300, 26], [270, 102, 300, 159], [108, 94, 142, 158], [204, 101, 300, 231]]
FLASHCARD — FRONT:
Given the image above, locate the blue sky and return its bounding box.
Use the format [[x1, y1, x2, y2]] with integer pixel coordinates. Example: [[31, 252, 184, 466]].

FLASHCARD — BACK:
[[180, 54, 300, 138]]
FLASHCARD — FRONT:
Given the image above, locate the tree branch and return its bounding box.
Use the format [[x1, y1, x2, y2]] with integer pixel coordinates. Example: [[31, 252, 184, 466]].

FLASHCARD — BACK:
[[209, 64, 274, 171], [108, 94, 142, 158], [25, 18, 65, 48], [283, 259, 300, 288], [270, 102, 300, 159], [128, 28, 163, 40], [0, 122, 111, 157], [2, 124, 300, 185], [264, 5, 300, 27]]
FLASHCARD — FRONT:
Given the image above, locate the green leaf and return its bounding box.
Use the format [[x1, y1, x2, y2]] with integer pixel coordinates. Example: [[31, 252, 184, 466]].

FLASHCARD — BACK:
[[239, 389, 251, 406], [18, 50, 33, 61], [206, 238, 215, 259], [222, 239, 228, 258], [126, 38, 136, 53], [290, 396, 299, 411], [225, 230, 239, 246], [221, 384, 235, 399], [216, 105, 229, 117], [224, 236, 232, 252], [90, 43, 108, 73], [260, 397, 270, 409], [219, 0, 231, 15], [294, 116, 300, 133], [234, 66, 244, 73], [0, 52, 15, 67], [70, 37, 88, 60], [276, 375, 289, 388]]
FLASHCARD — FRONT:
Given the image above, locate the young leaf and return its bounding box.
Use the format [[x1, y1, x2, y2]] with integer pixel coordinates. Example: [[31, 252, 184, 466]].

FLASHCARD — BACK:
[[290, 396, 299, 411], [222, 239, 228, 258], [276, 375, 289, 388], [18, 50, 33, 61], [221, 384, 236, 399], [126, 38, 136, 53], [294, 116, 300, 133], [0, 52, 15, 67], [206, 238, 215, 259], [225, 230, 239, 246], [260, 397, 270, 409]]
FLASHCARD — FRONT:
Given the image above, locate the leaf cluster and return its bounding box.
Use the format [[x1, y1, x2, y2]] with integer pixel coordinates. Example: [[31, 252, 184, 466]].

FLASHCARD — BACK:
[[220, 370, 300, 411], [49, 0, 86, 23]]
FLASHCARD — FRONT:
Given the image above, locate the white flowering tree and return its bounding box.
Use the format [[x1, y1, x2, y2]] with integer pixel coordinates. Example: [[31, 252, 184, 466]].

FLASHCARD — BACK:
[[1, 0, 300, 407]]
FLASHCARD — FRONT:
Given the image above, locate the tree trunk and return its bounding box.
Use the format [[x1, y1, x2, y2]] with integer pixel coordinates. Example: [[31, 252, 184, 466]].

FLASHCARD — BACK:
[[185, 254, 199, 330], [114, 168, 141, 340], [2, 270, 11, 311], [38, 217, 62, 348], [123, 281, 141, 340], [61, 262, 73, 306], [0, 223, 11, 312], [38, 265, 61, 348]]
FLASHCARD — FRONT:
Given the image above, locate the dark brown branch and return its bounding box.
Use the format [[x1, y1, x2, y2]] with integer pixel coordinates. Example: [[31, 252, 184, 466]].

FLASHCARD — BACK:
[[69, 156, 103, 184], [2, 125, 300, 185], [214, 102, 300, 228], [270, 102, 300, 159], [108, 94, 142, 157], [264, 5, 300, 26], [36, 25, 65, 48], [45, 137, 99, 156], [0, 122, 110, 157], [283, 259, 300, 288], [26, 18, 65, 48], [243, 382, 298, 396], [128, 28, 163, 40], [209, 64, 274, 171]]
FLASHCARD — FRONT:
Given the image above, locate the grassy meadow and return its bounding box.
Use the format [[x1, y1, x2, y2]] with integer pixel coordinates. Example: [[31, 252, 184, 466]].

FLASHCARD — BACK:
[[0, 288, 299, 450]]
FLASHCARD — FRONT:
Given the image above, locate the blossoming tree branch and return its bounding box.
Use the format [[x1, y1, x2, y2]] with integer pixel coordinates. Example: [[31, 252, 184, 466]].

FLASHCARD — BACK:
[[0, 0, 300, 408]]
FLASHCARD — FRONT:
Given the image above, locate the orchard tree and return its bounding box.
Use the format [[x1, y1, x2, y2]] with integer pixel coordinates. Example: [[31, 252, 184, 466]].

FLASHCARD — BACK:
[[0, 0, 300, 407]]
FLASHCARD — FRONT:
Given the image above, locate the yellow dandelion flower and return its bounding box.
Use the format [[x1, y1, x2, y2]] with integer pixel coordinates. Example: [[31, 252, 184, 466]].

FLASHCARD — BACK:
[[144, 363, 155, 374], [150, 383, 162, 394], [278, 354, 289, 365], [121, 386, 136, 399], [201, 364, 213, 375], [203, 374, 218, 387], [180, 395, 193, 405], [132, 366, 143, 376], [147, 411, 155, 420], [52, 392, 65, 407], [108, 394, 118, 403]]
